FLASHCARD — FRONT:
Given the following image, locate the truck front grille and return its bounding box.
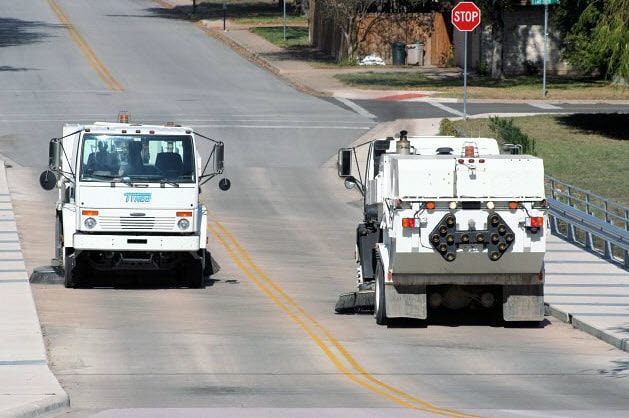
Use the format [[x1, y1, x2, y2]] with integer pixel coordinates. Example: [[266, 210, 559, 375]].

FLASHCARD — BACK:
[[99, 216, 176, 231]]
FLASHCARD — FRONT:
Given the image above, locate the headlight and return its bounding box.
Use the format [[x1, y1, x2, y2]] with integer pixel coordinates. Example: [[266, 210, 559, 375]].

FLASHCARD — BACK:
[[177, 218, 190, 230], [84, 217, 97, 229]]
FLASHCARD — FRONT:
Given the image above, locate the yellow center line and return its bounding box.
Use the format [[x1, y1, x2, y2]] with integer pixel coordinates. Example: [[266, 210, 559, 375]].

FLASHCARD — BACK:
[[208, 213, 483, 418], [46, 0, 124, 92]]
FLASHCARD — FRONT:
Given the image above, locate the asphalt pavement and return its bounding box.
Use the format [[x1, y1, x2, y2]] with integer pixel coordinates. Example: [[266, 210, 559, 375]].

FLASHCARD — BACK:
[[1, 1, 628, 417]]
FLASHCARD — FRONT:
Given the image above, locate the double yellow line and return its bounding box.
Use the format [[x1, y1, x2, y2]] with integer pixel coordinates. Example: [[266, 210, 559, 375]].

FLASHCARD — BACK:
[[208, 212, 481, 418], [46, 0, 124, 92]]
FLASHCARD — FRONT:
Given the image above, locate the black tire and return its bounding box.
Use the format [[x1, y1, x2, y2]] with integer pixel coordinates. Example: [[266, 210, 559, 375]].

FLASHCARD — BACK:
[[202, 249, 214, 277], [64, 254, 76, 289], [374, 261, 387, 325], [187, 260, 205, 289]]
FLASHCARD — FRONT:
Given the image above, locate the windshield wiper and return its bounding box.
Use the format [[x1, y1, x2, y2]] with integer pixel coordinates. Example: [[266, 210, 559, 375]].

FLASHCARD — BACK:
[[160, 179, 180, 187]]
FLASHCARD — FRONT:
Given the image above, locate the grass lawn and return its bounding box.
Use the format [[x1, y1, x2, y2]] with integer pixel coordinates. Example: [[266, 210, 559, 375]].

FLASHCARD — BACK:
[[250, 26, 309, 48], [449, 114, 629, 206], [335, 72, 629, 100]]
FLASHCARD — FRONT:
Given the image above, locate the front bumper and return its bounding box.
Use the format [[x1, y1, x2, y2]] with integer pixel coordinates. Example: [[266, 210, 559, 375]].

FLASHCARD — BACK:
[[72, 233, 203, 252]]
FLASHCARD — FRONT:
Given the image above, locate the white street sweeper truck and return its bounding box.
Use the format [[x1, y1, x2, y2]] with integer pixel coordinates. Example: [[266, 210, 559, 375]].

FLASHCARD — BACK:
[[39, 113, 230, 288], [336, 130, 548, 324]]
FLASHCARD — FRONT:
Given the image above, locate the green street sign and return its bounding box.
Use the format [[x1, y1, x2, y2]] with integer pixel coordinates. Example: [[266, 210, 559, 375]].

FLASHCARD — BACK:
[[530, 0, 559, 4]]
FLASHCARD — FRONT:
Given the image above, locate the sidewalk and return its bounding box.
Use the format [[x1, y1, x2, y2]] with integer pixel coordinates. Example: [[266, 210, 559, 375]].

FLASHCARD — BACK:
[[0, 162, 69, 418], [205, 22, 452, 100], [154, 0, 460, 101]]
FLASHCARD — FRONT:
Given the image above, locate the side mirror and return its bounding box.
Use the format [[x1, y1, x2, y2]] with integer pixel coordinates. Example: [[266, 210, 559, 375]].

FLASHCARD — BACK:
[[215, 142, 225, 172], [338, 148, 353, 177], [218, 178, 231, 191], [48, 139, 61, 170], [39, 170, 57, 191]]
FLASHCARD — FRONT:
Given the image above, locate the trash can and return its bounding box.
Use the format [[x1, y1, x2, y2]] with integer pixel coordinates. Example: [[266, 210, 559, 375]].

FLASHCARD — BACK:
[[391, 42, 406, 65], [406, 42, 424, 66]]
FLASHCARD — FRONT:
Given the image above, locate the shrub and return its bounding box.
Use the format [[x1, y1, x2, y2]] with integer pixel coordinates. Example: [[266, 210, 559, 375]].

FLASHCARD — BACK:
[[488, 117, 536, 155], [439, 118, 468, 137], [439, 118, 455, 135]]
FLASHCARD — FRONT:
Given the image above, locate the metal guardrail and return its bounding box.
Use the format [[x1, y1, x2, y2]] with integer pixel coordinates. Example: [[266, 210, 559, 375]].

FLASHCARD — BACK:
[[546, 176, 629, 269]]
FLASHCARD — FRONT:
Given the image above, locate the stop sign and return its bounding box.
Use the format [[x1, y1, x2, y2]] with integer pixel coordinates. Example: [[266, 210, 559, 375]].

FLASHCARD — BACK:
[[451, 1, 482, 32]]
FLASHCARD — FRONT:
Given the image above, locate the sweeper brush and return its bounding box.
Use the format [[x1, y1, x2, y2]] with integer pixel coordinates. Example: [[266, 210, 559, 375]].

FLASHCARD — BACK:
[[334, 282, 375, 314]]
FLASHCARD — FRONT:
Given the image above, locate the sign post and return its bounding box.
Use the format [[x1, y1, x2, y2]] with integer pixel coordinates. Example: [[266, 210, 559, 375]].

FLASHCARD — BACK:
[[530, 0, 560, 97], [451, 2, 481, 119], [283, 0, 287, 41]]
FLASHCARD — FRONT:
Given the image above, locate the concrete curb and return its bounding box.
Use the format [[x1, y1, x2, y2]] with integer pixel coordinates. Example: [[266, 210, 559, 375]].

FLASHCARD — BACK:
[[547, 303, 629, 353], [0, 161, 70, 418], [2, 393, 70, 418]]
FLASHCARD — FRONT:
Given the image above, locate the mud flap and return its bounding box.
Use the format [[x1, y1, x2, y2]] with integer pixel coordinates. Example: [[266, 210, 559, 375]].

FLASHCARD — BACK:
[[203, 249, 221, 277], [503, 284, 544, 321], [384, 284, 427, 319]]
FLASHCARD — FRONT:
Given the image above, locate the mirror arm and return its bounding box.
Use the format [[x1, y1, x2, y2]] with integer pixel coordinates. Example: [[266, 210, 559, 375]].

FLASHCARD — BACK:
[[50, 129, 83, 179], [199, 173, 218, 186], [193, 131, 225, 178]]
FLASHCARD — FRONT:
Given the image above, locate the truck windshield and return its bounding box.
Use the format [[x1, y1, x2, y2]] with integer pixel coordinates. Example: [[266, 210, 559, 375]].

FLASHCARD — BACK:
[[79, 134, 196, 183]]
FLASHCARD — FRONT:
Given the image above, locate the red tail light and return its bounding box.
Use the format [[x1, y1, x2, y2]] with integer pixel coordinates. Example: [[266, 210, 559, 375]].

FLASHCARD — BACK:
[[526, 217, 544, 228]]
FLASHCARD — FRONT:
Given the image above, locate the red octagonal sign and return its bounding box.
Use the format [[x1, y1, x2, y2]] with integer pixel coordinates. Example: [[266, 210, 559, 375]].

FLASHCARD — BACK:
[[451, 1, 481, 32]]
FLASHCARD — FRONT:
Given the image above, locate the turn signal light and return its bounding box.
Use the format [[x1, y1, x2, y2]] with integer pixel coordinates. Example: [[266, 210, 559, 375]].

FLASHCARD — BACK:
[[176, 211, 193, 217], [82, 210, 99, 216], [508, 201, 519, 210], [402, 218, 416, 228], [425, 201, 436, 210]]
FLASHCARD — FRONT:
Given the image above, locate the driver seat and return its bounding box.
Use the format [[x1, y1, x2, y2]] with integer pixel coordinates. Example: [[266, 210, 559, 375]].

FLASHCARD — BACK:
[[155, 152, 183, 177]]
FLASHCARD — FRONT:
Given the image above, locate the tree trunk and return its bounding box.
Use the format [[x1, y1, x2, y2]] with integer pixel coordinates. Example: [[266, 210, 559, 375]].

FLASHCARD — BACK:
[[488, 5, 504, 79]]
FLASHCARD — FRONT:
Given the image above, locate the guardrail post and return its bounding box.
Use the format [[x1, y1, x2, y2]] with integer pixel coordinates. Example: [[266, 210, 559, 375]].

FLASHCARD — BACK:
[[585, 229, 593, 250], [626, 209, 629, 269], [603, 241, 612, 260], [567, 223, 576, 243], [550, 214, 558, 235]]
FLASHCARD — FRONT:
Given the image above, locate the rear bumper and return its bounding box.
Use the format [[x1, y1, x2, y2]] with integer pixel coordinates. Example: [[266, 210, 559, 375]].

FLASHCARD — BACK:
[[390, 272, 543, 286], [391, 251, 545, 275]]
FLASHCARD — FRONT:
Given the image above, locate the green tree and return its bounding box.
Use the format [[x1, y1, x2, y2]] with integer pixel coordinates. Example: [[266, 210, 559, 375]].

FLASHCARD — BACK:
[[592, 0, 629, 81], [555, 0, 629, 81]]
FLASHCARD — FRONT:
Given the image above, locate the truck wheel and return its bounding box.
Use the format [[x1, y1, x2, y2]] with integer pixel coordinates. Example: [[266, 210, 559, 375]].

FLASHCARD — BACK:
[[64, 254, 76, 289], [374, 261, 387, 325], [188, 260, 205, 289]]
